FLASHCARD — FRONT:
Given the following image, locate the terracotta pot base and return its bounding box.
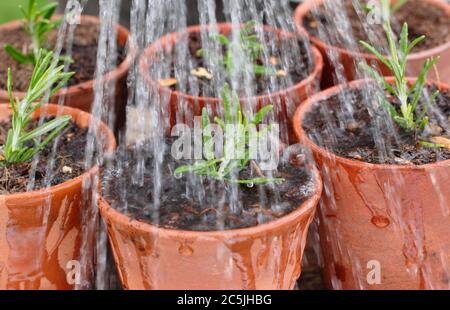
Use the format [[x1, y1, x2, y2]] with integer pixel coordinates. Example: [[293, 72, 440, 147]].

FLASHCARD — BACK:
[[99, 169, 322, 290], [293, 79, 450, 290], [0, 104, 116, 290]]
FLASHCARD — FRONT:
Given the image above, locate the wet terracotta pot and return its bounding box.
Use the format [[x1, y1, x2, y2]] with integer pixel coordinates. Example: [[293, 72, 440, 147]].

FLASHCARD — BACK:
[[293, 78, 450, 290], [294, 0, 450, 87], [0, 15, 134, 134], [99, 168, 322, 290], [0, 104, 116, 290], [139, 23, 323, 144]]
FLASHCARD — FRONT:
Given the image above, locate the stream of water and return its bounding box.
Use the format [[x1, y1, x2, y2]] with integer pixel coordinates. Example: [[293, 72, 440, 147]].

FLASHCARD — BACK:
[[14, 0, 449, 290]]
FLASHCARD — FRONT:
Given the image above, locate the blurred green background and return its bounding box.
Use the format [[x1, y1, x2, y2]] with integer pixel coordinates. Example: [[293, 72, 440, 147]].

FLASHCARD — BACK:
[[0, 0, 48, 24]]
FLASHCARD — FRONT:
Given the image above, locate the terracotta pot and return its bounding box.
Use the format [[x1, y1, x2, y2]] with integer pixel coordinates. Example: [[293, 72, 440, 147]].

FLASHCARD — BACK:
[[293, 78, 450, 290], [0, 104, 116, 290], [139, 23, 323, 144], [294, 0, 450, 87], [0, 15, 134, 134], [99, 167, 322, 290]]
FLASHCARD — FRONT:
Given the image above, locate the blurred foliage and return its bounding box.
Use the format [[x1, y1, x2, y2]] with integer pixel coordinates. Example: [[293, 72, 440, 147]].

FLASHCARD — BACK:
[[0, 0, 49, 24]]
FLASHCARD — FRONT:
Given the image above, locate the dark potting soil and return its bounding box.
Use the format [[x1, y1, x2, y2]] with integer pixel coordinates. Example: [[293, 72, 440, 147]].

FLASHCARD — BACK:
[[151, 31, 315, 98], [0, 22, 126, 92], [302, 85, 450, 165], [0, 118, 92, 194], [303, 0, 450, 52], [102, 143, 316, 231]]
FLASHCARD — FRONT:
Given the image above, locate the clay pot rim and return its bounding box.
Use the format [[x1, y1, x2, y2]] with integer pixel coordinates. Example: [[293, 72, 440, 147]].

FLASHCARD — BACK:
[[293, 77, 450, 171], [294, 0, 450, 63], [139, 22, 324, 104], [0, 103, 116, 200], [99, 164, 322, 240], [0, 15, 135, 100]]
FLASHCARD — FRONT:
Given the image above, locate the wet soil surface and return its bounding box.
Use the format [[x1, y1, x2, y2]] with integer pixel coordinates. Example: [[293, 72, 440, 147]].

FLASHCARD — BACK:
[[150, 30, 315, 97], [303, 0, 450, 52], [0, 22, 126, 92], [102, 142, 316, 231], [0, 118, 91, 194], [303, 85, 450, 165]]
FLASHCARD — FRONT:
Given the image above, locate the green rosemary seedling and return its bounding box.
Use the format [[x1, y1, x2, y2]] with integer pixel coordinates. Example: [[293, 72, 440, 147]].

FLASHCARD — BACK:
[[175, 83, 284, 185], [196, 21, 276, 76], [0, 50, 74, 166], [4, 0, 63, 65], [359, 0, 439, 135]]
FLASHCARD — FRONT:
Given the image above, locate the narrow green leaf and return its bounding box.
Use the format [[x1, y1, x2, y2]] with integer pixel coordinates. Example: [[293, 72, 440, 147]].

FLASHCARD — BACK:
[[196, 49, 205, 57], [252, 104, 273, 125], [409, 57, 439, 109], [232, 89, 241, 125], [359, 40, 392, 70], [407, 35, 425, 54], [202, 108, 215, 160], [4, 45, 31, 64], [419, 141, 444, 149], [212, 34, 230, 46], [19, 115, 71, 143], [49, 72, 74, 96], [29, 121, 69, 159], [418, 116, 429, 130], [359, 62, 397, 96], [7, 68, 16, 114], [174, 159, 222, 175], [222, 83, 233, 124], [28, 0, 36, 17], [228, 177, 285, 185], [399, 23, 408, 68], [19, 5, 29, 19], [36, 2, 58, 20], [253, 64, 276, 76], [214, 117, 225, 129]]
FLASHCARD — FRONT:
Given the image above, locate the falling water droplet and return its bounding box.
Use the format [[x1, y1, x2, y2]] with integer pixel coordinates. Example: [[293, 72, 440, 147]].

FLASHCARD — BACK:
[[174, 172, 182, 179], [246, 183, 254, 188], [178, 243, 194, 256], [371, 215, 390, 228]]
